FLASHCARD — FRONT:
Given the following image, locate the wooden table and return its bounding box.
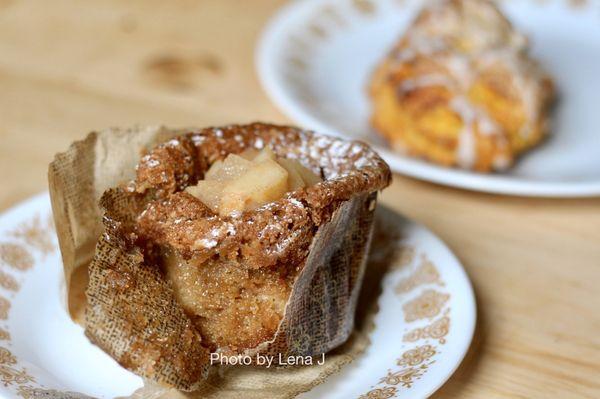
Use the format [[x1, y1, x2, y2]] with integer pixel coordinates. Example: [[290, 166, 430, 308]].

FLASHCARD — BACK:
[[1, 1, 598, 397]]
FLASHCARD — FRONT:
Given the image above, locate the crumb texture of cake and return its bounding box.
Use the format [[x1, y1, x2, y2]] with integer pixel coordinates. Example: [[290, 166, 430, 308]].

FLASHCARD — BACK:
[[129, 123, 391, 355], [369, 0, 554, 172], [164, 252, 293, 352]]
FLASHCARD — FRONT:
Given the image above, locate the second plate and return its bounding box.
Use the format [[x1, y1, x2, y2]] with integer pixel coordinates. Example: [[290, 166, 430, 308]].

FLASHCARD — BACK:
[[256, 0, 600, 197]]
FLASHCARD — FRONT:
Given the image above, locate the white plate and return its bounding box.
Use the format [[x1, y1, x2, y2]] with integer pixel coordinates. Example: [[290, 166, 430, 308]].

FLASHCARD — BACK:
[[256, 0, 600, 197], [0, 193, 475, 399]]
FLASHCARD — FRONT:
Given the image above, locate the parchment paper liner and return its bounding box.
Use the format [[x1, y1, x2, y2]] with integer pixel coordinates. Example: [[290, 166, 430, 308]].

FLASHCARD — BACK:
[[48, 125, 390, 392]]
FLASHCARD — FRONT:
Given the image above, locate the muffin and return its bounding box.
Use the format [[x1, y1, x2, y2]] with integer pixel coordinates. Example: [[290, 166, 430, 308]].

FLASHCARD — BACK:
[[51, 123, 391, 390], [369, 0, 554, 172], [135, 144, 325, 352]]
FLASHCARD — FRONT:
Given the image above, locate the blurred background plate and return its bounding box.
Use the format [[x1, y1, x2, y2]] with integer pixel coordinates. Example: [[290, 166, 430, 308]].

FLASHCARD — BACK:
[[256, 0, 600, 197]]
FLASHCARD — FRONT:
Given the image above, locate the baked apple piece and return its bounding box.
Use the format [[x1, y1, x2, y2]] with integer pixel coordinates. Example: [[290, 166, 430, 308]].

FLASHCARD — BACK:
[[185, 180, 223, 213], [186, 147, 322, 216], [204, 153, 252, 181]]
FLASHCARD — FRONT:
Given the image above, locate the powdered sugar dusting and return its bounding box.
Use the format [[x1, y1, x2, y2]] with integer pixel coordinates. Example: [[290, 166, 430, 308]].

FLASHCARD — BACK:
[[194, 238, 218, 249], [135, 123, 390, 267]]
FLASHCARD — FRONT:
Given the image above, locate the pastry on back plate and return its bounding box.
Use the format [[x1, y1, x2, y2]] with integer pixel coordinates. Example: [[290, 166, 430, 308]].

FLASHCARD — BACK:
[[370, 0, 555, 172]]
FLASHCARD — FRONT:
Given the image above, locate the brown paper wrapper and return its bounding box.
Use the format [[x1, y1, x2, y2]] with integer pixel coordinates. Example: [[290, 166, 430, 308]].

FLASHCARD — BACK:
[[117, 206, 398, 399], [49, 126, 184, 323], [48, 125, 389, 393]]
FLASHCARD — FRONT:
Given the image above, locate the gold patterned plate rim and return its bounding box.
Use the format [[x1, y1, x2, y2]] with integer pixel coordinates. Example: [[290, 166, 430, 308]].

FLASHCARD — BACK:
[[299, 205, 476, 399], [0, 194, 476, 399], [256, 0, 600, 197]]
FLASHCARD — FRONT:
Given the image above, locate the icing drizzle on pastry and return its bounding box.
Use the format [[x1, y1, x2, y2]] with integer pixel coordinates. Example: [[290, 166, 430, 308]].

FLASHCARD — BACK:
[[389, 0, 549, 169]]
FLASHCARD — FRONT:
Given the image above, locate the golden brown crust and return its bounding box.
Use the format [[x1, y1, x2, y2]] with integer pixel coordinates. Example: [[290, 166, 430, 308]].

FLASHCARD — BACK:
[[134, 123, 391, 270], [112, 123, 391, 353]]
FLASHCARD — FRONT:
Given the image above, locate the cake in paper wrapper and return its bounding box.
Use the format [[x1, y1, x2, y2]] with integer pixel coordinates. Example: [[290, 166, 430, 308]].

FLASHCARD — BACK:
[[49, 123, 391, 391]]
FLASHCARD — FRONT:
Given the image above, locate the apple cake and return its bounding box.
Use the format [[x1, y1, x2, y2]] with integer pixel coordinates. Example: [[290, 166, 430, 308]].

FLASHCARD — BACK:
[[369, 0, 554, 172], [97, 123, 392, 358]]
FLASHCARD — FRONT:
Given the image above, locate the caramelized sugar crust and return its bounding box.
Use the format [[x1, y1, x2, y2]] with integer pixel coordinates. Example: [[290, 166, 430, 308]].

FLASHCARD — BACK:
[[133, 123, 391, 352]]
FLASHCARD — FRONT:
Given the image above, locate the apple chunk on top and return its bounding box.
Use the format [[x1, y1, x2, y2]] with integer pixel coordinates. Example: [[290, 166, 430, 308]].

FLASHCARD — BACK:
[[186, 147, 322, 216]]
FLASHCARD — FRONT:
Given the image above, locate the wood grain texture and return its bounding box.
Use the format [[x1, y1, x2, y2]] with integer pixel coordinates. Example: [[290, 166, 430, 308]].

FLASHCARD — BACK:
[[0, 1, 598, 397]]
